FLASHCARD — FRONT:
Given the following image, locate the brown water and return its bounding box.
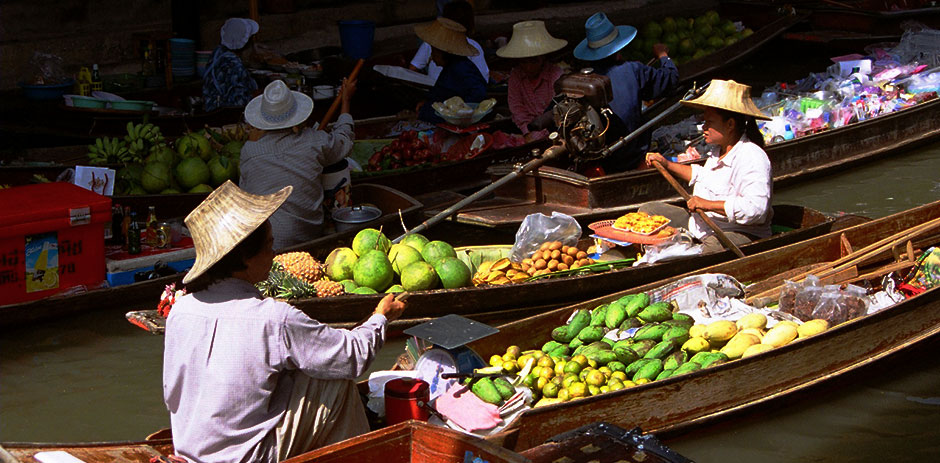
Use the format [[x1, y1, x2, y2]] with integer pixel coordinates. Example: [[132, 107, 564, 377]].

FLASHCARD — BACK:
[[1, 142, 938, 461]]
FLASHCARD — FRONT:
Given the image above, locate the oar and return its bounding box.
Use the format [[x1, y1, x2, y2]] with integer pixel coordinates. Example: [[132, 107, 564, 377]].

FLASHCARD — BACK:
[[318, 58, 365, 129], [651, 160, 745, 258], [392, 138, 569, 242]]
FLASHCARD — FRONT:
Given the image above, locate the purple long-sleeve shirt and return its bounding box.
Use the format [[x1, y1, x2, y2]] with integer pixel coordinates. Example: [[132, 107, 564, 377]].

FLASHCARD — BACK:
[[163, 278, 386, 463]]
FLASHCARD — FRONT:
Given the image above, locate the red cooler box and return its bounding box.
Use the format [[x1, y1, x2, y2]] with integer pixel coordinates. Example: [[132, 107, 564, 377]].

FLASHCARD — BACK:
[[0, 183, 111, 305]]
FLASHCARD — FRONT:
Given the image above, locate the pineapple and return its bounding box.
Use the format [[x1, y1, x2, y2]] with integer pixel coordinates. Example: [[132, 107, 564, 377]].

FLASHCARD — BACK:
[[274, 252, 324, 284], [313, 279, 344, 297], [258, 262, 317, 299]]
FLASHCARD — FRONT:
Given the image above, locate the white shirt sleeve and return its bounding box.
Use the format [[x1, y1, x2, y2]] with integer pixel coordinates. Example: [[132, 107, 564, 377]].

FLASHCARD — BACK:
[[410, 42, 432, 70], [468, 39, 489, 83]]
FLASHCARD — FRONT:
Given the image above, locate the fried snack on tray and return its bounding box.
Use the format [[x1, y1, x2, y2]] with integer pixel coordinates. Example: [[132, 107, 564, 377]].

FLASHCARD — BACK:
[[614, 212, 670, 234]]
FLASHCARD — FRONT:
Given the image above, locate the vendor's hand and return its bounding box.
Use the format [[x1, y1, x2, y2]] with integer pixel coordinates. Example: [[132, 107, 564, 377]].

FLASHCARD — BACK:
[[686, 196, 708, 213], [645, 152, 667, 168], [375, 293, 406, 322], [652, 43, 669, 59], [340, 78, 357, 101]]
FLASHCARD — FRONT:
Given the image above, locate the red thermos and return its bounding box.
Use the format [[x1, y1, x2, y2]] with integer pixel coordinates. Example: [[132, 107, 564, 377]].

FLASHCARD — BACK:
[[384, 378, 430, 425]]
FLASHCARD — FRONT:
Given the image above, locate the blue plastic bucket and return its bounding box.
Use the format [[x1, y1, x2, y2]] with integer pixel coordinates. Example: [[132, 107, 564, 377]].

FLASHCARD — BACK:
[[338, 20, 375, 59]]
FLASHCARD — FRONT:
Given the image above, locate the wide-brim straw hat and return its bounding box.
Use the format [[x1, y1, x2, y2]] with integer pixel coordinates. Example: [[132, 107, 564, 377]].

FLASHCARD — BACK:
[[244, 80, 314, 131], [573, 12, 637, 61], [414, 18, 479, 57], [681, 79, 771, 120], [497, 21, 568, 59], [182, 180, 292, 284]]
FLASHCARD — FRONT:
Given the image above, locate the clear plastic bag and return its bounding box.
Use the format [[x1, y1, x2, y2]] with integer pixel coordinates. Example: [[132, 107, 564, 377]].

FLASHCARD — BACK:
[[779, 275, 820, 320], [839, 284, 870, 321], [510, 212, 582, 263], [810, 285, 846, 324]]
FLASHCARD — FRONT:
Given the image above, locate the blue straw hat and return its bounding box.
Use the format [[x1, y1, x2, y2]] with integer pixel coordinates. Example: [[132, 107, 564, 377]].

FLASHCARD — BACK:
[[573, 13, 637, 61]]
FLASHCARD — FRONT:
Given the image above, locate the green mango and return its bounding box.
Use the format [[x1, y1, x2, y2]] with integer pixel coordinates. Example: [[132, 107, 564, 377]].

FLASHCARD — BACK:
[[672, 360, 703, 377], [656, 368, 676, 381], [663, 350, 688, 371], [552, 325, 575, 343], [662, 318, 694, 329], [632, 323, 670, 342], [586, 350, 618, 366], [493, 377, 515, 400], [569, 337, 584, 350], [471, 377, 503, 404], [701, 352, 730, 368], [624, 292, 650, 318], [643, 339, 676, 360], [624, 358, 653, 376], [671, 313, 695, 323], [633, 358, 664, 382], [626, 339, 657, 357], [605, 302, 627, 329], [566, 310, 592, 341], [549, 345, 571, 357], [619, 317, 644, 331], [590, 303, 610, 327], [662, 325, 691, 345], [637, 301, 674, 323], [613, 346, 640, 365], [541, 340, 563, 353], [577, 326, 605, 343]]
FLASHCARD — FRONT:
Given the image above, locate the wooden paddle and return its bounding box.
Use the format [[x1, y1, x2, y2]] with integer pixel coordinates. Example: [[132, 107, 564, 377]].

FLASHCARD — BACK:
[[318, 58, 365, 129], [652, 160, 746, 258]]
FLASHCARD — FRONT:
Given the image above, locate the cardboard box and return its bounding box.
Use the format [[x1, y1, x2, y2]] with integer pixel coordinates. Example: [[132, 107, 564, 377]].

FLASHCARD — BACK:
[[0, 183, 110, 305]]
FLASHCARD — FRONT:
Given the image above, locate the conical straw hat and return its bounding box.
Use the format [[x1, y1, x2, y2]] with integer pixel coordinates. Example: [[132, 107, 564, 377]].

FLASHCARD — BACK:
[[414, 18, 479, 57], [681, 79, 771, 120], [182, 180, 292, 284], [497, 21, 568, 58]]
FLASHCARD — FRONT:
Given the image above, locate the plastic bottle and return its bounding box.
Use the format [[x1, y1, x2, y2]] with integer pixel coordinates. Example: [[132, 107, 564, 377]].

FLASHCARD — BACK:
[[122, 206, 132, 250], [145, 206, 158, 246], [91, 64, 102, 92], [783, 124, 795, 141]]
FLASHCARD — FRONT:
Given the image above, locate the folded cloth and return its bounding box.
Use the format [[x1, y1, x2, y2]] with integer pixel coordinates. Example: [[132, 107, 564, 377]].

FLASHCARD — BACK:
[[434, 383, 502, 432]]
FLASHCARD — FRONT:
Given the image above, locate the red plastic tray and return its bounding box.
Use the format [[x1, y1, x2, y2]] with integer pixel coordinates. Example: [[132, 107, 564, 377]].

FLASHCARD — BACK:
[[589, 220, 675, 245]]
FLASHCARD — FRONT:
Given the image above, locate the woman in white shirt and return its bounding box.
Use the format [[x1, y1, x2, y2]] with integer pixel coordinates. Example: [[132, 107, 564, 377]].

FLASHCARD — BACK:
[[644, 79, 773, 254], [409, 0, 489, 83]]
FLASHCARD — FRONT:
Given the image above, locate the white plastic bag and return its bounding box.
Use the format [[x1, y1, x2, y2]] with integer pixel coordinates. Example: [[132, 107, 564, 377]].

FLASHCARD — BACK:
[[510, 212, 582, 262]]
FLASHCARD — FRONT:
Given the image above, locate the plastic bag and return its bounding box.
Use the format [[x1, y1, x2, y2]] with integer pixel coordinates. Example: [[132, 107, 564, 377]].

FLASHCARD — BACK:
[[810, 284, 869, 325], [778, 274, 820, 319], [25, 51, 69, 85], [633, 231, 702, 265], [510, 212, 581, 262]]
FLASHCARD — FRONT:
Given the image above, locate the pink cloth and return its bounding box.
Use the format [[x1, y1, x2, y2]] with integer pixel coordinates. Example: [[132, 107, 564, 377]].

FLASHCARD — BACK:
[[508, 63, 563, 134], [434, 383, 502, 432]]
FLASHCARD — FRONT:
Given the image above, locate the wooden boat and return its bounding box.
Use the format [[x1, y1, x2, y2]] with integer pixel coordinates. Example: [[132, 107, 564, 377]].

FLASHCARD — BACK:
[[0, 437, 174, 463], [126, 205, 865, 334], [0, 421, 692, 463], [451, 96, 940, 229], [458, 199, 940, 451], [0, 183, 421, 331]]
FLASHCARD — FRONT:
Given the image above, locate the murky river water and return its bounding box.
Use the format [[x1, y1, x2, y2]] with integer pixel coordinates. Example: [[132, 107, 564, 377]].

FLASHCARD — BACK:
[[1, 142, 938, 461]]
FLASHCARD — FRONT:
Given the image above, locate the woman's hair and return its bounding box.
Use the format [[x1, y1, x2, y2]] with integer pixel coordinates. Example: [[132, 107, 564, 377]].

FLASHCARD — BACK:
[[443, 1, 475, 35], [186, 222, 270, 292], [716, 108, 765, 149]]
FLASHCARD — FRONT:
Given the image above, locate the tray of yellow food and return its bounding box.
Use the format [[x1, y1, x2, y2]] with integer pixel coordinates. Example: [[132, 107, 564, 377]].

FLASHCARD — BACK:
[[588, 217, 676, 245], [611, 212, 671, 236]]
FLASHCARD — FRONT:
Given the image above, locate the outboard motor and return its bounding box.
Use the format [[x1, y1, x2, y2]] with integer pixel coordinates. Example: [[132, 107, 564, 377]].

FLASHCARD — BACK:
[[552, 69, 615, 171]]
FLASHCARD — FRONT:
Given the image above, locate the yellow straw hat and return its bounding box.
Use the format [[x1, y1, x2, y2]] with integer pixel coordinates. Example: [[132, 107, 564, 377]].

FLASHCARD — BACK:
[[681, 79, 771, 120], [497, 21, 568, 58], [182, 180, 292, 284], [414, 18, 479, 57]]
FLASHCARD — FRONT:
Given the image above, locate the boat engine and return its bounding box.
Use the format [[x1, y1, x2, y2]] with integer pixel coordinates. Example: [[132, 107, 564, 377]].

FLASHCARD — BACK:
[[552, 69, 615, 170]]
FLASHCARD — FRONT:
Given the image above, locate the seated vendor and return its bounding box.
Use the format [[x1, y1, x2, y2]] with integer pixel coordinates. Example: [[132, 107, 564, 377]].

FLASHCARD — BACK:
[[574, 12, 678, 172], [410, 0, 489, 84], [643, 79, 773, 254], [203, 18, 260, 112], [498, 21, 567, 142], [163, 182, 406, 462], [239, 78, 357, 250], [415, 18, 488, 124]]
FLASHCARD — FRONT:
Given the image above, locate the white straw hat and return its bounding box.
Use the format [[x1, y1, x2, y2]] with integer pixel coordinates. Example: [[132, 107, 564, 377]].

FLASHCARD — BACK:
[[244, 80, 314, 131], [681, 79, 771, 120], [414, 18, 479, 57], [183, 181, 291, 284], [497, 21, 568, 59]]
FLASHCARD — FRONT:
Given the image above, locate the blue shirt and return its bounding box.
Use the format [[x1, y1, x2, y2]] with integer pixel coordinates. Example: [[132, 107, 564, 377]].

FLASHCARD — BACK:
[[419, 56, 488, 123], [202, 46, 259, 112], [597, 57, 678, 171]]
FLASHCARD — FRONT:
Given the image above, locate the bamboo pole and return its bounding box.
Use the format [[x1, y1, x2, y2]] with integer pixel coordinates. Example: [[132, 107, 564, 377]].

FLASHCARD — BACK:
[[318, 59, 365, 129]]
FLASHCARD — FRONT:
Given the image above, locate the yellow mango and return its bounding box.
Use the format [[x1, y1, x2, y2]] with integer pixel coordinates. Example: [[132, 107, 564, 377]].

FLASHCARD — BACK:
[[705, 320, 738, 342], [739, 328, 764, 340], [775, 320, 800, 330], [681, 336, 710, 355], [762, 323, 798, 347], [798, 319, 830, 338], [688, 324, 707, 339], [736, 313, 768, 331], [742, 343, 774, 358], [720, 333, 761, 359]]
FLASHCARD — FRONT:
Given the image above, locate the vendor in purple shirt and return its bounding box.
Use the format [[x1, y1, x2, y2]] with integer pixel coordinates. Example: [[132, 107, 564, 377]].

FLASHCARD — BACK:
[[162, 182, 406, 463], [415, 17, 488, 123], [574, 12, 679, 173]]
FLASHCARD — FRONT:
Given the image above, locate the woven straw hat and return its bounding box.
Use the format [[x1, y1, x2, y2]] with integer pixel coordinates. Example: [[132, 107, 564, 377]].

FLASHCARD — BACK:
[[414, 18, 479, 57], [182, 180, 292, 284], [244, 80, 314, 131], [497, 21, 568, 59], [681, 79, 771, 120]]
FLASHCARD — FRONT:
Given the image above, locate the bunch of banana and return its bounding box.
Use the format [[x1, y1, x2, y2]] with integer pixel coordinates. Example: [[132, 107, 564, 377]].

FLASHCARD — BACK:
[[220, 123, 249, 143], [124, 122, 165, 159], [87, 136, 131, 165], [471, 257, 529, 286]]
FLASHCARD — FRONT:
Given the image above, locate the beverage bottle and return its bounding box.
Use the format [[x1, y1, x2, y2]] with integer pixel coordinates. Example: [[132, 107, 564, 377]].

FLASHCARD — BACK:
[[145, 206, 158, 246], [91, 64, 102, 92], [108, 204, 124, 245], [122, 206, 132, 250], [783, 124, 795, 141], [128, 212, 142, 255]]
